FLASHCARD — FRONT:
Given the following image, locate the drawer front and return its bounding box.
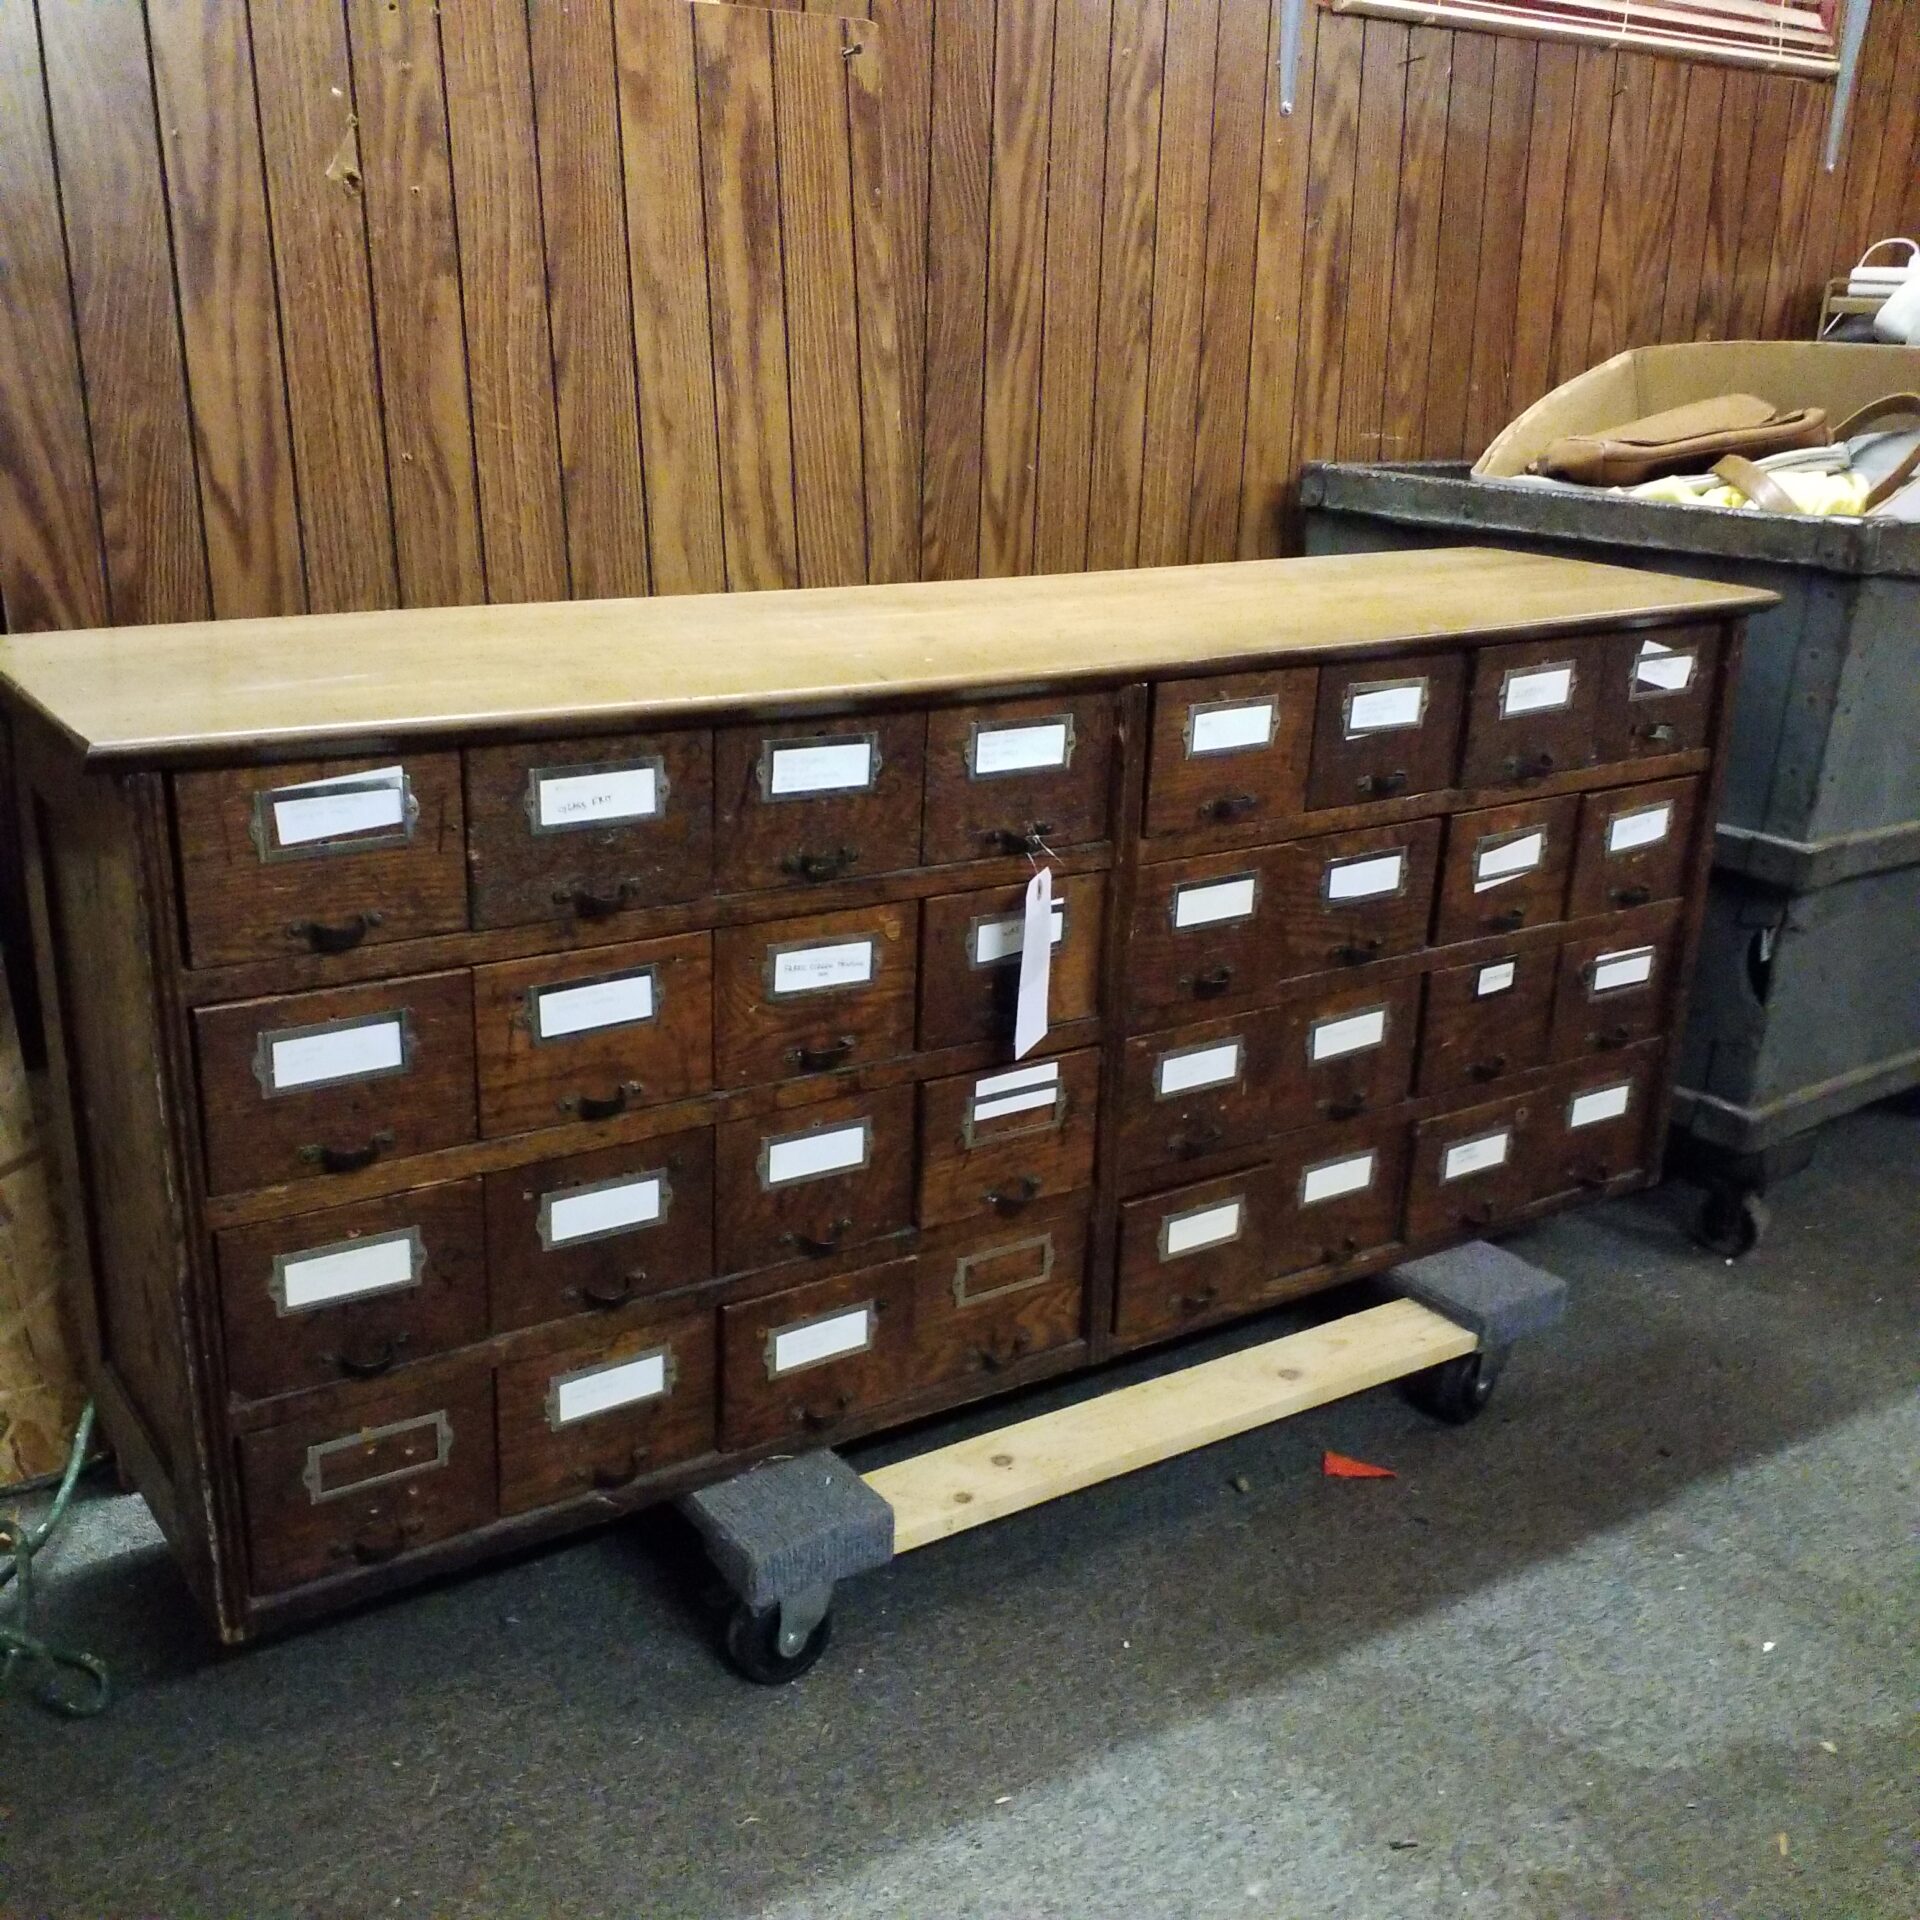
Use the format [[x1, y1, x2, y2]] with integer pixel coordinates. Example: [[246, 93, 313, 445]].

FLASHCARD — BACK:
[[714, 713, 926, 893], [1305, 654, 1465, 811], [1458, 636, 1607, 791], [496, 1305, 716, 1515], [918, 1048, 1100, 1229], [917, 872, 1105, 1052], [471, 932, 713, 1138], [1125, 849, 1281, 1017], [1269, 818, 1443, 977], [1144, 667, 1317, 838], [715, 1084, 915, 1275], [719, 1256, 917, 1449], [1566, 775, 1700, 918], [714, 902, 917, 1089], [465, 729, 714, 929], [216, 1180, 486, 1402], [1416, 946, 1557, 1096], [1433, 794, 1578, 945], [1599, 623, 1720, 763], [484, 1127, 715, 1332], [237, 1371, 497, 1593], [1116, 1010, 1280, 1177], [1115, 1168, 1277, 1342], [195, 971, 477, 1197], [913, 1200, 1088, 1387], [173, 754, 468, 968], [1550, 912, 1680, 1060], [922, 692, 1116, 863], [1268, 1114, 1408, 1279], [1405, 1090, 1540, 1243], [1269, 972, 1420, 1133], [1538, 1045, 1663, 1197]]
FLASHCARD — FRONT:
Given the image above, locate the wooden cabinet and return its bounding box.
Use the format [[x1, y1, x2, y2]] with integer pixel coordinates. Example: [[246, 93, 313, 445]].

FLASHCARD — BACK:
[[0, 549, 1761, 1640]]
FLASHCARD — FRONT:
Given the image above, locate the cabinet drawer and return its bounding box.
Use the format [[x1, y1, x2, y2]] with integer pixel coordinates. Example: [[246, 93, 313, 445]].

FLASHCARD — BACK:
[[484, 1127, 714, 1333], [215, 1180, 486, 1402], [1416, 946, 1557, 1096], [715, 1084, 914, 1275], [465, 730, 713, 929], [1124, 849, 1282, 1017], [195, 972, 477, 1197], [714, 902, 916, 1090], [1269, 1114, 1407, 1278], [714, 713, 926, 893], [1144, 668, 1316, 838], [1599, 623, 1720, 763], [1458, 636, 1607, 791], [719, 1256, 917, 1450], [1115, 1168, 1277, 1342], [173, 754, 468, 968], [237, 1371, 496, 1594], [922, 693, 1116, 863], [1405, 1090, 1541, 1242], [1116, 1011, 1281, 1177], [1433, 794, 1578, 945], [917, 873, 1104, 1052], [914, 1200, 1088, 1388], [1305, 655, 1465, 811], [1270, 971, 1420, 1133], [496, 1304, 716, 1516], [918, 1048, 1100, 1229], [1566, 776, 1700, 918], [1269, 818, 1443, 977], [1539, 1045, 1663, 1197], [471, 932, 712, 1138], [1550, 913, 1680, 1060]]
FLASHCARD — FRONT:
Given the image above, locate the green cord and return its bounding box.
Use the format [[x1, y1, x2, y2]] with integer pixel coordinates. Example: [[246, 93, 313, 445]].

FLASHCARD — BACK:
[[0, 1401, 111, 1719]]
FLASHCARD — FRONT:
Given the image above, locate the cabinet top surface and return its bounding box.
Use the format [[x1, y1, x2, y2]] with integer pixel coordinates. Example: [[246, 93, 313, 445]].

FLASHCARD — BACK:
[[0, 549, 1769, 762]]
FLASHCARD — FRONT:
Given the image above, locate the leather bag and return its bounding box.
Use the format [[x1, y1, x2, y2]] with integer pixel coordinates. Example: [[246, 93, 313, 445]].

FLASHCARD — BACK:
[[1532, 394, 1831, 486]]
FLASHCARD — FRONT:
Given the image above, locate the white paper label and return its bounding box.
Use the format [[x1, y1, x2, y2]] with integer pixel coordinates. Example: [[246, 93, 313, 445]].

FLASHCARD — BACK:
[[772, 939, 876, 996], [768, 739, 873, 797], [1501, 664, 1574, 717], [1326, 850, 1405, 901], [1163, 1198, 1243, 1257], [1346, 681, 1426, 735], [1014, 865, 1054, 1060], [772, 1306, 872, 1375], [1634, 642, 1697, 694], [1155, 1038, 1244, 1097], [545, 1173, 664, 1247], [1301, 1151, 1376, 1206], [1310, 1006, 1387, 1062], [1591, 945, 1656, 994], [1173, 874, 1258, 929], [1607, 802, 1673, 854], [534, 970, 655, 1040], [974, 901, 1065, 965], [765, 1120, 870, 1188], [552, 1351, 668, 1425], [1476, 960, 1518, 997], [970, 1059, 1061, 1124], [270, 765, 407, 849], [1189, 700, 1276, 756], [279, 1232, 417, 1311], [1474, 829, 1546, 891], [536, 764, 659, 829], [972, 720, 1069, 775], [269, 1016, 405, 1092], [1569, 1082, 1632, 1129], [1442, 1130, 1512, 1182]]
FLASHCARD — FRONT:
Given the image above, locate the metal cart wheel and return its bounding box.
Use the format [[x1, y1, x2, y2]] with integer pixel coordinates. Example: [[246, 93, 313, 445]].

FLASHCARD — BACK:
[[1403, 1351, 1500, 1425], [723, 1600, 833, 1686], [1693, 1184, 1770, 1260]]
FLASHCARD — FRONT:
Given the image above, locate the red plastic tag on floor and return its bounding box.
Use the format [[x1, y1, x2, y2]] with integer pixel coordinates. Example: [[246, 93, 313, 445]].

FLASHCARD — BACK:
[[1322, 1451, 1396, 1480]]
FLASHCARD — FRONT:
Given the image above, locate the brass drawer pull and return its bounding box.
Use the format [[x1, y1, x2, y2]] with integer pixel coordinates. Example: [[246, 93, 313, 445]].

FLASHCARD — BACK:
[[1636, 721, 1678, 746], [1325, 1094, 1368, 1122], [1574, 1161, 1614, 1189], [300, 1129, 395, 1175], [985, 1174, 1041, 1216], [1594, 1023, 1632, 1051], [287, 910, 383, 955], [783, 1216, 853, 1258], [1169, 1120, 1224, 1158], [985, 820, 1054, 855], [781, 846, 858, 884], [1177, 1286, 1219, 1317], [1191, 964, 1235, 998], [1358, 769, 1409, 798], [554, 881, 639, 920], [1318, 1234, 1363, 1265], [566, 1081, 641, 1123], [579, 1274, 640, 1311], [1501, 750, 1557, 783], [790, 1035, 855, 1074], [976, 1330, 1033, 1374], [1332, 936, 1383, 967], [796, 1391, 855, 1432], [335, 1333, 407, 1380], [1611, 883, 1653, 908], [1204, 792, 1259, 823], [1467, 1054, 1508, 1083], [591, 1445, 652, 1492], [1487, 907, 1526, 933], [347, 1514, 424, 1566]]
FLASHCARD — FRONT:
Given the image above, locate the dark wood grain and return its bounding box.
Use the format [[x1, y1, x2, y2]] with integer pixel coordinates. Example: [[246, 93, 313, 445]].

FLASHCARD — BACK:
[[922, 691, 1117, 864], [1565, 775, 1702, 921], [1145, 667, 1318, 839], [1432, 793, 1578, 946], [1115, 1163, 1279, 1342], [1457, 634, 1607, 792], [914, 1198, 1088, 1387], [1305, 653, 1466, 812], [1268, 970, 1421, 1134], [1266, 816, 1443, 978], [1334, 19, 1408, 464], [1549, 908, 1681, 1063], [1416, 941, 1558, 1097], [1268, 1110, 1407, 1277], [917, 1044, 1102, 1227]]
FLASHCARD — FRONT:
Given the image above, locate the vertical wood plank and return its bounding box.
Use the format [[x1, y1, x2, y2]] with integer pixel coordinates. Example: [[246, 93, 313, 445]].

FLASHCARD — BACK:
[[528, 0, 652, 599], [1585, 51, 1649, 369], [346, 0, 486, 608], [1333, 18, 1408, 464], [1626, 57, 1686, 348], [1692, 68, 1757, 340], [1836, 0, 1901, 269], [1658, 63, 1722, 342], [39, 0, 208, 626], [1875, 0, 1920, 242], [1421, 30, 1492, 456], [773, 11, 868, 588], [1461, 34, 1535, 455], [1288, 10, 1361, 469], [1379, 30, 1452, 465], [250, 0, 399, 612], [0, 0, 107, 631], [1727, 75, 1792, 341], [1761, 81, 1824, 341], [1546, 48, 1616, 389], [1505, 42, 1574, 421], [439, 0, 570, 606], [695, 3, 799, 590]]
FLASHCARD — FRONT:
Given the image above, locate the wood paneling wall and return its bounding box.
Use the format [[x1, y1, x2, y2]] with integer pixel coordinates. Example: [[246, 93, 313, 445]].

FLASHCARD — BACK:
[[3, 0, 1919, 635]]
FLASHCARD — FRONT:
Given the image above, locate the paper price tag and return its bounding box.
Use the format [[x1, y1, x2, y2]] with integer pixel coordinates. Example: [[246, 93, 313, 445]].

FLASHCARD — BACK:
[[1014, 865, 1053, 1060]]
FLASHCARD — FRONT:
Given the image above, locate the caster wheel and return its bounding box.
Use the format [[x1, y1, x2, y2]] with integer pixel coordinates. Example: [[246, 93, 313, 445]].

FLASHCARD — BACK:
[[1403, 1351, 1498, 1425], [1694, 1185, 1768, 1259], [723, 1602, 833, 1686]]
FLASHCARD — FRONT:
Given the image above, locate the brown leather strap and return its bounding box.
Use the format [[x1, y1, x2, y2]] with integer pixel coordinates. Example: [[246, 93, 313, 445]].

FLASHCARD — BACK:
[[1711, 456, 1803, 514], [1832, 393, 1920, 439], [1864, 437, 1920, 512]]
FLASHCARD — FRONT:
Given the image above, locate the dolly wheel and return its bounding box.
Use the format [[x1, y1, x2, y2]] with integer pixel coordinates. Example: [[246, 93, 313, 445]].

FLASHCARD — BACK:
[[1694, 1185, 1769, 1260], [1404, 1351, 1499, 1426], [724, 1601, 833, 1686]]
